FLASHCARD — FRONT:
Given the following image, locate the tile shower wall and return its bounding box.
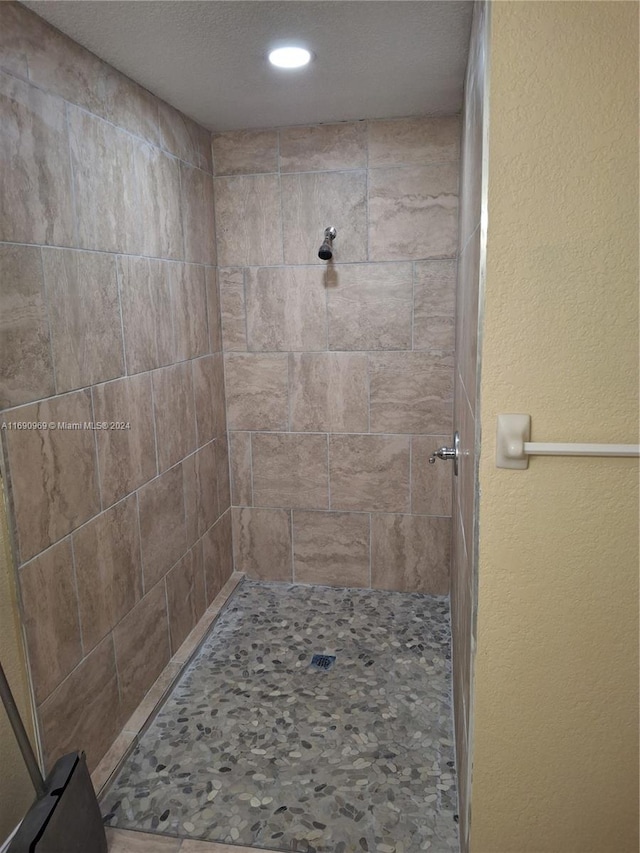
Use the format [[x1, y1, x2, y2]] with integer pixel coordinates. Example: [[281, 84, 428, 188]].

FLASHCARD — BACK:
[[214, 117, 459, 592], [0, 2, 231, 772], [451, 2, 489, 850]]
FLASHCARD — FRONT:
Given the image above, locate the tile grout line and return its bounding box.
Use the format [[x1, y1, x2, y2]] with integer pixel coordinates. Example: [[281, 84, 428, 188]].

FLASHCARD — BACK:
[[68, 534, 85, 659], [89, 386, 103, 512], [38, 246, 59, 397]]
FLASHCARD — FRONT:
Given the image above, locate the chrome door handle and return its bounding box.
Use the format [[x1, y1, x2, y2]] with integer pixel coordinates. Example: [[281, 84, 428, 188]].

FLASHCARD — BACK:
[[429, 431, 460, 476]]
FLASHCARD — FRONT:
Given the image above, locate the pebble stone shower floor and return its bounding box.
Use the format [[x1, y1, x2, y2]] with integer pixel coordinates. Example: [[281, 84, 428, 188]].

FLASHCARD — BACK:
[[101, 579, 459, 853]]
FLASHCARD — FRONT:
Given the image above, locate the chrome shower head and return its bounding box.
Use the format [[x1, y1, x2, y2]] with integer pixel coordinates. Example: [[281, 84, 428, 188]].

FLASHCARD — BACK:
[[318, 226, 337, 261]]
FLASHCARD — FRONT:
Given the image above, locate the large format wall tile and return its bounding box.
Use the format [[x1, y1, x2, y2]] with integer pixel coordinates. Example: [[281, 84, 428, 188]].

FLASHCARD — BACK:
[[281, 170, 367, 265], [293, 510, 369, 587], [202, 511, 233, 602], [225, 353, 289, 431], [245, 266, 327, 351], [72, 494, 142, 654], [0, 70, 73, 245], [289, 352, 368, 433], [216, 434, 231, 514], [411, 435, 453, 517], [368, 164, 458, 261], [19, 538, 82, 704], [252, 433, 329, 510], [368, 116, 460, 168], [192, 354, 226, 444], [369, 352, 454, 434], [279, 122, 367, 173], [152, 362, 196, 471], [232, 507, 292, 581], [214, 174, 283, 267], [327, 262, 413, 350], [180, 164, 216, 265], [183, 442, 219, 545], [157, 100, 212, 172], [329, 435, 411, 513], [135, 143, 183, 260], [213, 129, 278, 176], [117, 257, 174, 374], [42, 248, 124, 392], [38, 635, 121, 772], [92, 374, 157, 507], [0, 244, 54, 409], [229, 432, 252, 507], [219, 268, 247, 352], [113, 581, 171, 719], [206, 267, 223, 353], [371, 514, 451, 594], [172, 263, 209, 361], [413, 259, 457, 353], [137, 464, 187, 589], [165, 545, 206, 654], [4, 390, 100, 562], [68, 106, 140, 254]]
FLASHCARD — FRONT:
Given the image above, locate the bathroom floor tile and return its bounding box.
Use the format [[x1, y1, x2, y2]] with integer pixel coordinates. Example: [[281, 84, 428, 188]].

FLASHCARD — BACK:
[[101, 579, 459, 853]]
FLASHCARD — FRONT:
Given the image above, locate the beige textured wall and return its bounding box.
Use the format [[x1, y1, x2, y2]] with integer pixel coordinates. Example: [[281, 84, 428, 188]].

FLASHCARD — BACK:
[[214, 119, 460, 592], [0, 474, 37, 839], [0, 2, 231, 775], [472, 3, 639, 851]]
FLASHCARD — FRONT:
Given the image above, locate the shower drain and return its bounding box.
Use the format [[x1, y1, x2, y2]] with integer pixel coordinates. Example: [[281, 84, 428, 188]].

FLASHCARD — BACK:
[[309, 654, 336, 671]]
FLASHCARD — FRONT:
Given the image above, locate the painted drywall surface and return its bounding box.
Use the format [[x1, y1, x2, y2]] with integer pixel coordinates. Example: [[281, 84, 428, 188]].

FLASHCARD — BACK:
[[471, 3, 639, 852], [0, 475, 36, 839]]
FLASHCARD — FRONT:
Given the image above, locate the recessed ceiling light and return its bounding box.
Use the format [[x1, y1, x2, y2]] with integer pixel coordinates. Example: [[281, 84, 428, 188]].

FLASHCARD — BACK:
[[268, 46, 312, 69]]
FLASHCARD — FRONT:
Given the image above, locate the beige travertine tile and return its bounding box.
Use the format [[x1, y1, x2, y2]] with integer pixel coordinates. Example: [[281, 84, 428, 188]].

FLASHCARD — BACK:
[[166, 544, 207, 654], [121, 660, 183, 735], [329, 435, 410, 513], [224, 353, 289, 431], [252, 433, 329, 510], [38, 635, 121, 773], [106, 827, 181, 852], [73, 494, 143, 654], [219, 268, 247, 352], [180, 164, 216, 265], [42, 248, 124, 393], [202, 511, 233, 603], [371, 513, 451, 594], [0, 2, 31, 76], [113, 581, 171, 719], [206, 267, 223, 353], [0, 70, 73, 246], [192, 353, 226, 445], [68, 105, 140, 254], [93, 373, 157, 507], [413, 259, 457, 353], [137, 464, 187, 590], [4, 390, 100, 562], [232, 507, 292, 581], [19, 538, 82, 704], [117, 257, 174, 375], [368, 116, 460, 167], [368, 163, 458, 261], [213, 129, 278, 176], [182, 841, 272, 853], [369, 353, 454, 434], [411, 435, 453, 517], [214, 174, 283, 267], [327, 262, 413, 350], [157, 100, 212, 172], [0, 244, 54, 409], [246, 266, 327, 351], [289, 352, 368, 433], [293, 511, 369, 587], [152, 362, 196, 471], [229, 432, 252, 506], [216, 433, 231, 514], [279, 121, 367, 172], [172, 263, 209, 360], [91, 730, 137, 795], [281, 170, 367, 265], [183, 442, 219, 545], [135, 142, 183, 259]]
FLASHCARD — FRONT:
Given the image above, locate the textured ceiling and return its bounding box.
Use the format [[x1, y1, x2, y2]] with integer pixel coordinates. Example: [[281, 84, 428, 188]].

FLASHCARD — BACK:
[[24, 1, 473, 131]]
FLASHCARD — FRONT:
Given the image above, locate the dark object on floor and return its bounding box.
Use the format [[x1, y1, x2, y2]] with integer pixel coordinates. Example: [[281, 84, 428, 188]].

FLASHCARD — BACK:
[[310, 653, 336, 671], [1, 662, 107, 853]]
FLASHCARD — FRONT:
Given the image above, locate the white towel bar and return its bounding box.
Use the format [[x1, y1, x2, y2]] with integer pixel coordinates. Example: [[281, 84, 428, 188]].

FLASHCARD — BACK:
[[496, 414, 640, 469]]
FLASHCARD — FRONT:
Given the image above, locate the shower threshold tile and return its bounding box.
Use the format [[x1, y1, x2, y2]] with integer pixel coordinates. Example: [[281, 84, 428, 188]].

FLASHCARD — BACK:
[[101, 579, 459, 853]]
